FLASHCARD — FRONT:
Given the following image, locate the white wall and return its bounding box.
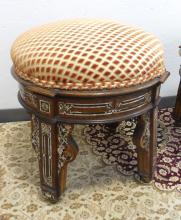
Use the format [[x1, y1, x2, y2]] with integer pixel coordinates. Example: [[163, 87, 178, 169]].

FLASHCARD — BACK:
[[0, 0, 181, 109]]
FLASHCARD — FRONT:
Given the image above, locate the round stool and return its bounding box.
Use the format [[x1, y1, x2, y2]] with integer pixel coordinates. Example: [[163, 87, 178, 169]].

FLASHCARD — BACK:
[[11, 19, 169, 202]]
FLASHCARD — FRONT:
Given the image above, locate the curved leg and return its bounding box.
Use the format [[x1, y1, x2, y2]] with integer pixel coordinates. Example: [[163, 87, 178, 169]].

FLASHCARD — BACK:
[[133, 107, 158, 182], [57, 124, 78, 194], [31, 115, 78, 202]]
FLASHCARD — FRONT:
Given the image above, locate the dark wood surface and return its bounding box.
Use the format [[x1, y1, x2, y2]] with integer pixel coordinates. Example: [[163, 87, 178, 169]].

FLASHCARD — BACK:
[[12, 68, 169, 202], [0, 96, 176, 123], [173, 65, 181, 126]]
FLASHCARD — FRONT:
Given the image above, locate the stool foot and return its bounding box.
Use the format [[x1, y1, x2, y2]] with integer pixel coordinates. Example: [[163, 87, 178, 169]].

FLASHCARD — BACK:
[[133, 108, 158, 182], [31, 115, 78, 202]]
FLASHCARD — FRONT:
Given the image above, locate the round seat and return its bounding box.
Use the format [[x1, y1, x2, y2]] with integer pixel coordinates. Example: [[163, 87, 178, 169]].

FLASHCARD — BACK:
[[11, 19, 165, 90]]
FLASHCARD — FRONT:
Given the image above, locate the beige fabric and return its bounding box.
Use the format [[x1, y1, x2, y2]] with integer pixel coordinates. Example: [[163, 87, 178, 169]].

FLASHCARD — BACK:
[[11, 19, 165, 90]]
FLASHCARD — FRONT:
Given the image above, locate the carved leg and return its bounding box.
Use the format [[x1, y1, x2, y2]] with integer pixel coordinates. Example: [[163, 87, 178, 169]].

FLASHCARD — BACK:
[[31, 115, 78, 202], [57, 123, 78, 194], [133, 107, 158, 182]]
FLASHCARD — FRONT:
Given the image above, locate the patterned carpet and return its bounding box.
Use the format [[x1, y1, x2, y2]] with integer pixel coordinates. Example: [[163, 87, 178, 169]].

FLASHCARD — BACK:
[[84, 108, 181, 192], [0, 108, 181, 220]]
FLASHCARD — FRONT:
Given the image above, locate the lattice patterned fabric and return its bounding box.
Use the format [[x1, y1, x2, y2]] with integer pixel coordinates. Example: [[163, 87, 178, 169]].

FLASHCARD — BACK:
[[11, 19, 165, 90]]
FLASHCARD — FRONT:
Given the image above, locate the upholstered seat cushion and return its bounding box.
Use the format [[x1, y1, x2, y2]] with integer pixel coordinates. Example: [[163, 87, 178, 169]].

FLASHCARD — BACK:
[[11, 19, 165, 90]]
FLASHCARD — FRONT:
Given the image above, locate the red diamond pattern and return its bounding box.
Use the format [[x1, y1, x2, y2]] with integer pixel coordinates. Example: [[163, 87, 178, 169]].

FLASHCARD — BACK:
[[11, 19, 165, 90]]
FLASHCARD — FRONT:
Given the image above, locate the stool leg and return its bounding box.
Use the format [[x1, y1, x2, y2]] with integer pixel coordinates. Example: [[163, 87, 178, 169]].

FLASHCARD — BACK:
[[31, 115, 78, 202], [133, 107, 158, 182], [173, 74, 181, 126]]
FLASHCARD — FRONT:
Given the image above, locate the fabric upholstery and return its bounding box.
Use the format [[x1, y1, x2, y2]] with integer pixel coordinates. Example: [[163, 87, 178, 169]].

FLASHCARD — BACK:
[[11, 19, 165, 90]]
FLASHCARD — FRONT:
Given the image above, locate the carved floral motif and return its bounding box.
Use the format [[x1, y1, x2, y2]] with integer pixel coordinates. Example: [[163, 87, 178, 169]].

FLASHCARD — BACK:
[[59, 103, 73, 114], [42, 190, 57, 202], [40, 100, 51, 113], [58, 92, 151, 116], [57, 124, 72, 171], [31, 115, 40, 159], [20, 88, 38, 108], [144, 92, 152, 103], [41, 122, 52, 187], [141, 113, 150, 149]]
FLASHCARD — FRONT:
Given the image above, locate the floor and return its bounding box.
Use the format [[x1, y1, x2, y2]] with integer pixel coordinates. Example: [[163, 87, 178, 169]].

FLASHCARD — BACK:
[[0, 108, 180, 220]]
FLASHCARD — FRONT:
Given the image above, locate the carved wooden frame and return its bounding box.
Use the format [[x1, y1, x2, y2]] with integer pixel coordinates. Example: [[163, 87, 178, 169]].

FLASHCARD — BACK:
[[12, 68, 169, 202]]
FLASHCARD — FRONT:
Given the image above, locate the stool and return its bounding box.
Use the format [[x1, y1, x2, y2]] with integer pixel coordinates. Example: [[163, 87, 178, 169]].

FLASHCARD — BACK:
[[11, 19, 169, 202], [173, 46, 181, 126]]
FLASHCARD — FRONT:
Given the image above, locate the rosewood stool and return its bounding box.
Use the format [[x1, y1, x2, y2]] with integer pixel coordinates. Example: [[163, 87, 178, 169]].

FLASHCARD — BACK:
[[173, 46, 181, 126], [11, 19, 169, 202]]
